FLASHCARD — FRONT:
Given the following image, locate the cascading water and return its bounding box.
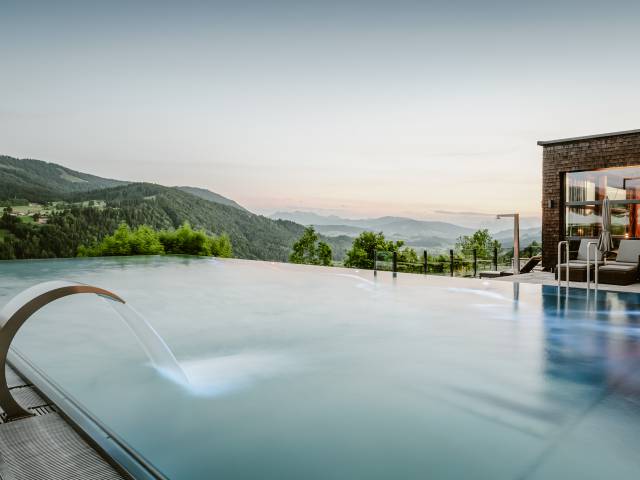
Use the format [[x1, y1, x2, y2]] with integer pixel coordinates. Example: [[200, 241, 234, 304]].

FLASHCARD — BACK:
[[105, 300, 189, 384], [107, 299, 292, 397]]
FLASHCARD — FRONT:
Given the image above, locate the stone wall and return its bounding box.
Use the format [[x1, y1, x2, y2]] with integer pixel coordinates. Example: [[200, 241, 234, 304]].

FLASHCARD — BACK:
[[541, 131, 640, 269]]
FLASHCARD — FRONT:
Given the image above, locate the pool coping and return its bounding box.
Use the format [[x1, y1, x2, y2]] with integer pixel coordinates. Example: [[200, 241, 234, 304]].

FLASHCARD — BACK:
[[6, 347, 169, 480]]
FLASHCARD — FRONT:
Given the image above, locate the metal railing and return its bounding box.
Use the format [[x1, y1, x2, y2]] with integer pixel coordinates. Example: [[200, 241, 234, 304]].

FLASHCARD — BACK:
[[557, 240, 601, 291], [372, 246, 530, 278], [586, 241, 599, 290], [557, 241, 569, 288]]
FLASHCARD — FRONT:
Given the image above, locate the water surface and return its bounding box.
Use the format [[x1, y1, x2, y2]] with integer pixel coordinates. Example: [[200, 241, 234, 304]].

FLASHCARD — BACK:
[[1, 256, 639, 479]]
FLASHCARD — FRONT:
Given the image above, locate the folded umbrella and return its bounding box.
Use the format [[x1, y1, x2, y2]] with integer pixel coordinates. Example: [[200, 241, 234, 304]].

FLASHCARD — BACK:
[[597, 196, 614, 255]]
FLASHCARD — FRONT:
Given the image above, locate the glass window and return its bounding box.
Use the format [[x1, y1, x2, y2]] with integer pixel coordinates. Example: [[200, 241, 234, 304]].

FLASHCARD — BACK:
[[565, 165, 640, 239], [566, 166, 640, 203], [566, 205, 601, 237], [611, 205, 630, 237]]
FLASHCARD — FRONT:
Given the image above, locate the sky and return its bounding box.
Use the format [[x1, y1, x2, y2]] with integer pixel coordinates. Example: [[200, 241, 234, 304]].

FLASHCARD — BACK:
[[1, 0, 639, 223]]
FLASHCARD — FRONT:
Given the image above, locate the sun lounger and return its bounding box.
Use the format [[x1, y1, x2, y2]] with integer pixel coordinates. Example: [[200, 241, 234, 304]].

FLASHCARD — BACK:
[[519, 255, 541, 274], [598, 240, 640, 285]]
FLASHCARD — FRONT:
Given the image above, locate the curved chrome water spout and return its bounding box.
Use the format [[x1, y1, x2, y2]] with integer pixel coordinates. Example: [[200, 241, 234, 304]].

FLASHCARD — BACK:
[[0, 281, 125, 420]]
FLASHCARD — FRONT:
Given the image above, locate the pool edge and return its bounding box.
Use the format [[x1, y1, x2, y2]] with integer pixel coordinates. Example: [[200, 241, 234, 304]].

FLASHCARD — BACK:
[[7, 347, 168, 480]]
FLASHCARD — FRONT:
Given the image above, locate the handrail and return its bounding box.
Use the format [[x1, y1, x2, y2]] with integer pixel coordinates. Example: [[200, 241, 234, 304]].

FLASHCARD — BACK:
[[586, 241, 599, 290], [557, 241, 570, 289], [0, 281, 125, 420]]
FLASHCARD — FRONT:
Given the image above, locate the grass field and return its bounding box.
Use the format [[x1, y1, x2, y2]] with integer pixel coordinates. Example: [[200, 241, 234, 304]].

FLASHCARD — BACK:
[[1, 204, 51, 215], [1, 200, 106, 217], [78, 200, 106, 209]]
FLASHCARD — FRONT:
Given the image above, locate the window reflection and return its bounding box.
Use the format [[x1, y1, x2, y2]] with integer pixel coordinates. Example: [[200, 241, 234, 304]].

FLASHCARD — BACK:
[[565, 166, 640, 239], [566, 166, 640, 203], [566, 205, 601, 237]]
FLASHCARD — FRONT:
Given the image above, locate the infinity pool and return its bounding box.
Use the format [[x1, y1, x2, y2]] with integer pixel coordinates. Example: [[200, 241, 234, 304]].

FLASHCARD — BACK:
[[1, 256, 640, 479]]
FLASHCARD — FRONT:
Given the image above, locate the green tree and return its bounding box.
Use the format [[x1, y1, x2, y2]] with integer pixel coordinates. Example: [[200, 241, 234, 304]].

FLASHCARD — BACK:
[[455, 229, 500, 258], [158, 222, 233, 257], [521, 241, 541, 258], [289, 226, 333, 266], [398, 246, 419, 264], [160, 222, 210, 255], [343, 231, 405, 269], [317, 241, 332, 266], [210, 233, 233, 258], [78, 223, 164, 256], [77, 221, 233, 258]]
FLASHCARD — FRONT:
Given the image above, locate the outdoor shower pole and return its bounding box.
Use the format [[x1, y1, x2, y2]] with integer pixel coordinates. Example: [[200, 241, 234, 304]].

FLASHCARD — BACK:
[[423, 250, 428, 274], [493, 245, 498, 271], [514, 214, 520, 274], [496, 213, 520, 274]]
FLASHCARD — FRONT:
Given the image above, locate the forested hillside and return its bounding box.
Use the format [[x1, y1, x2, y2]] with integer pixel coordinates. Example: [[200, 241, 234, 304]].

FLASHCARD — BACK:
[[0, 155, 126, 202], [66, 182, 352, 260], [177, 186, 247, 211], [0, 156, 352, 261]]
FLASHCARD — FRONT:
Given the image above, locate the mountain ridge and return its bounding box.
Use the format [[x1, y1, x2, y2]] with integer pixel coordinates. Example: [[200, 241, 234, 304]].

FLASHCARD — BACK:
[[176, 186, 247, 211], [0, 155, 127, 201], [271, 210, 541, 250], [270, 211, 475, 236], [0, 157, 352, 261], [0, 155, 246, 212]]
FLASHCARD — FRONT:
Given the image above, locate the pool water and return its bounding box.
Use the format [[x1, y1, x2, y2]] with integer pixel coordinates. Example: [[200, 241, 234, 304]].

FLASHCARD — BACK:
[[1, 256, 639, 479]]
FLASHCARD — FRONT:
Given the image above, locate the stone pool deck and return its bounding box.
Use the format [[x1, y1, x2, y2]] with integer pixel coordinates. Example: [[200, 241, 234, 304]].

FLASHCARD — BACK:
[[492, 270, 640, 293], [0, 365, 128, 480]]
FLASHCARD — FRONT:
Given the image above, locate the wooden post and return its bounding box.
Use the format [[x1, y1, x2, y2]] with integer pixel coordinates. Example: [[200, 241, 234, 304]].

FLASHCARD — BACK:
[[493, 245, 498, 271], [423, 250, 428, 275]]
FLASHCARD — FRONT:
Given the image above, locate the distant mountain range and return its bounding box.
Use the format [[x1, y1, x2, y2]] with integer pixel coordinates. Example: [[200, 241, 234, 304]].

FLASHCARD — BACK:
[[271, 211, 474, 235], [493, 227, 542, 249], [270, 211, 541, 250]]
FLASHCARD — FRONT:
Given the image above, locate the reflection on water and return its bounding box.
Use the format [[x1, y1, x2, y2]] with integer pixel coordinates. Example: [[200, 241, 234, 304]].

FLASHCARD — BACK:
[[541, 285, 640, 387]]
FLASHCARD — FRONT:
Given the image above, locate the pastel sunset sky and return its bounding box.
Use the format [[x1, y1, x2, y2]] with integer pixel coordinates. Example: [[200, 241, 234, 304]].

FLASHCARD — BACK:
[[2, 1, 639, 221]]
